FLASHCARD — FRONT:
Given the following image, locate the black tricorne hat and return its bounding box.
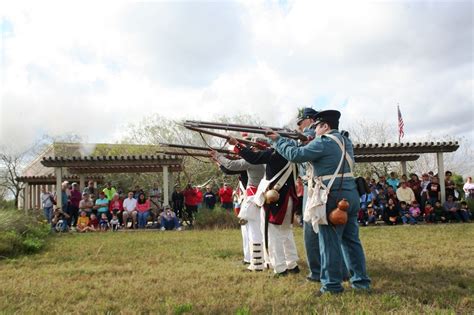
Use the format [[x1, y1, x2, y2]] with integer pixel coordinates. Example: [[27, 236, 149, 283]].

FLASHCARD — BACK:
[[297, 108, 319, 125], [313, 110, 341, 129]]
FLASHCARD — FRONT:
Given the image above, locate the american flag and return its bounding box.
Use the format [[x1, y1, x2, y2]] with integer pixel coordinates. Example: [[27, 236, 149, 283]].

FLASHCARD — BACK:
[[397, 104, 405, 141]]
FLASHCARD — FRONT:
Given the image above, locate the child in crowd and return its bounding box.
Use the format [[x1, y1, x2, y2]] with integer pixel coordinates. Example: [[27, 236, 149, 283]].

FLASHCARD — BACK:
[[424, 202, 435, 223], [110, 214, 120, 231], [409, 201, 421, 222], [459, 201, 471, 223], [367, 204, 377, 225], [52, 207, 69, 232], [99, 213, 109, 231], [433, 201, 447, 223], [400, 201, 416, 225], [383, 198, 399, 225], [76, 211, 92, 233], [88, 213, 99, 231]]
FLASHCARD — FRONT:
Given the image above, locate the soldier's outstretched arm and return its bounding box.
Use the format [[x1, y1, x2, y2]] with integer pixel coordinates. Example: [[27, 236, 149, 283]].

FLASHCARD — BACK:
[[236, 145, 273, 165], [216, 154, 250, 171], [272, 136, 326, 163]]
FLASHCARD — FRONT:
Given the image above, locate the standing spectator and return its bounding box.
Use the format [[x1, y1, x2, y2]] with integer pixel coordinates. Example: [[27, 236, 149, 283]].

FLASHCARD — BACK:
[[136, 193, 151, 229], [160, 205, 181, 230], [79, 192, 94, 217], [420, 173, 431, 210], [69, 183, 82, 228], [183, 184, 198, 225], [94, 191, 110, 221], [444, 171, 456, 199], [408, 174, 422, 205], [376, 176, 388, 193], [426, 177, 441, 206], [459, 201, 471, 222], [195, 186, 203, 210], [218, 183, 234, 210], [396, 181, 415, 205], [443, 195, 460, 222], [109, 193, 123, 223], [60, 182, 69, 217], [401, 174, 408, 183], [83, 180, 96, 199], [463, 176, 474, 200], [122, 191, 138, 229], [133, 185, 143, 200], [171, 186, 184, 219], [203, 185, 217, 209], [102, 182, 117, 201], [387, 172, 400, 189], [40, 186, 54, 223]]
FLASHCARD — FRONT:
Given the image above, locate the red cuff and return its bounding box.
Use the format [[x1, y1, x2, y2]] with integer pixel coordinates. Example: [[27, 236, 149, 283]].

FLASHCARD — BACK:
[[233, 143, 246, 154]]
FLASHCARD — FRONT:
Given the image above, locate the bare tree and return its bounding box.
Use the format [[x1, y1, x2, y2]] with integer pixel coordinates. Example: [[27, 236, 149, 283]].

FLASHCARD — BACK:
[[0, 148, 27, 208]]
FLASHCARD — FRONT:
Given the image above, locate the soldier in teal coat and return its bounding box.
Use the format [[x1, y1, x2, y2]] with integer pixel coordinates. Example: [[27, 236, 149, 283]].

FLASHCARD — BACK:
[[267, 110, 371, 294]]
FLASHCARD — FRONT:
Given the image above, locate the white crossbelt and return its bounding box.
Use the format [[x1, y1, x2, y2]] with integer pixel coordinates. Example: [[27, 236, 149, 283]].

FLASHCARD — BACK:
[[320, 172, 354, 182]]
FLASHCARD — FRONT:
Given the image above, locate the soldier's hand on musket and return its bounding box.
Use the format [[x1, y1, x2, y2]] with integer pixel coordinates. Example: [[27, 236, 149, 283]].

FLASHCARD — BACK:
[[265, 129, 280, 141], [228, 137, 238, 145]]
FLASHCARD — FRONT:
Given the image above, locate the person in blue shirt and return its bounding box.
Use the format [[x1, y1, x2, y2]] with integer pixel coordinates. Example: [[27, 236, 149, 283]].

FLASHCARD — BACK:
[[387, 172, 400, 190], [267, 109, 371, 295]]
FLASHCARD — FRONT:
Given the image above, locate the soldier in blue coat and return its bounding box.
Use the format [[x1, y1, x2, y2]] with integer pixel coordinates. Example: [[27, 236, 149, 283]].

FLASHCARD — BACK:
[[267, 110, 371, 294]]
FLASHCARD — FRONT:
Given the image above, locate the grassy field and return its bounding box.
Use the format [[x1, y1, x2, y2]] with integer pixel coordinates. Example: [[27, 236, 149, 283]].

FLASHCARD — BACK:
[[0, 224, 473, 314]]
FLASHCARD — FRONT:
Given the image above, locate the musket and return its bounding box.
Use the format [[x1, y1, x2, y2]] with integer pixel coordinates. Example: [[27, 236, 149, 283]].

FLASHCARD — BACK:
[[159, 143, 233, 155], [184, 121, 308, 141], [183, 124, 269, 150], [157, 150, 241, 160], [185, 120, 289, 132]]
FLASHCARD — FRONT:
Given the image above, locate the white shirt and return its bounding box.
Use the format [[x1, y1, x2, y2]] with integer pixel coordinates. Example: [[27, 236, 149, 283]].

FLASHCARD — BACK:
[[123, 197, 137, 211]]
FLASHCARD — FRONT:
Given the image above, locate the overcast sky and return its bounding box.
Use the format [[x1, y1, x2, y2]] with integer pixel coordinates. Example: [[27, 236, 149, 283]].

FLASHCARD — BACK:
[[0, 0, 473, 150]]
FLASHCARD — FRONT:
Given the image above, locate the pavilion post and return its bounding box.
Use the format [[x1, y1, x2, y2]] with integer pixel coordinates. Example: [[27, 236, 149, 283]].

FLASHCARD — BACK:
[[79, 174, 86, 191], [163, 166, 169, 206], [28, 185, 33, 212], [24, 183, 29, 214], [400, 161, 407, 177], [55, 167, 63, 209], [437, 152, 446, 203]]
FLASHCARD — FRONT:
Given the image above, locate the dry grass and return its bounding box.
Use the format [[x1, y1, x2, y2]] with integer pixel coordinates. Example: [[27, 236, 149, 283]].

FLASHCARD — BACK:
[[0, 224, 473, 314]]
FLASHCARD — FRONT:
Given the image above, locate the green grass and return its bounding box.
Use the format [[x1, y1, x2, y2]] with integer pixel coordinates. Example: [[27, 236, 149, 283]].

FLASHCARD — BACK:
[[0, 224, 473, 314]]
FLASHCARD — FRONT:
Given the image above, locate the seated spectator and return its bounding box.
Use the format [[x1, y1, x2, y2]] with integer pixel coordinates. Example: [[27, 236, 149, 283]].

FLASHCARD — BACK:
[[383, 198, 399, 225], [401, 174, 408, 183], [76, 211, 92, 233], [122, 191, 138, 229], [358, 207, 368, 226], [376, 176, 388, 193], [88, 213, 99, 231], [109, 193, 123, 223], [400, 201, 416, 225], [218, 183, 234, 210], [52, 207, 69, 232], [386, 186, 398, 204], [203, 185, 217, 209], [408, 173, 422, 205], [160, 205, 182, 231], [79, 192, 94, 217], [420, 173, 431, 210], [360, 191, 373, 210], [110, 214, 120, 231], [375, 190, 387, 217], [99, 213, 109, 231], [136, 193, 151, 229], [396, 181, 415, 205], [409, 201, 421, 222], [424, 202, 435, 223], [433, 200, 447, 223], [443, 195, 460, 222], [95, 191, 110, 220], [367, 204, 377, 225], [459, 201, 471, 222], [387, 172, 400, 189]]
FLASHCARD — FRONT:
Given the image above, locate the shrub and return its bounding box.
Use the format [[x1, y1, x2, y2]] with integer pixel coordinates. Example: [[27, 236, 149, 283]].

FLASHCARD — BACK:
[[194, 207, 240, 230], [0, 209, 50, 258]]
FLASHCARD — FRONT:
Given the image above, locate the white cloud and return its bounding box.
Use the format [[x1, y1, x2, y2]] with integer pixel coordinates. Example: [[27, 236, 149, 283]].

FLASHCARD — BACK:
[[0, 0, 472, 157]]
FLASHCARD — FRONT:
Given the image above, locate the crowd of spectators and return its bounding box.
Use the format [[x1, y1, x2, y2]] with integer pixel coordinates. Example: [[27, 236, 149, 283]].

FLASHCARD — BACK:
[[358, 171, 473, 226], [40, 180, 237, 232]]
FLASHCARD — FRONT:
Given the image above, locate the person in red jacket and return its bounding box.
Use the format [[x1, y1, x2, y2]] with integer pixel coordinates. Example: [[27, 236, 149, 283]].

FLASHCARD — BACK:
[[108, 193, 124, 224], [195, 186, 203, 209], [218, 183, 234, 211], [183, 184, 198, 226]]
